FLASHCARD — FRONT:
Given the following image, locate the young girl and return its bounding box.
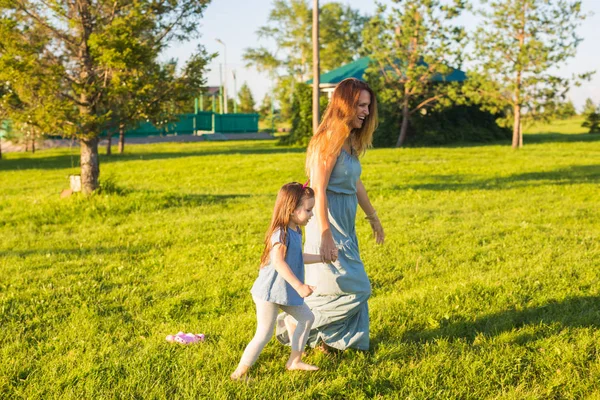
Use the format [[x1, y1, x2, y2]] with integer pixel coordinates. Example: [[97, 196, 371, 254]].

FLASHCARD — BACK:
[[231, 182, 322, 380]]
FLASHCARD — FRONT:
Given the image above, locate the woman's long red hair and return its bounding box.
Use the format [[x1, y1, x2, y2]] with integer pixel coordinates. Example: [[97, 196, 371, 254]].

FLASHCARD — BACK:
[[306, 78, 378, 175], [260, 183, 315, 268]]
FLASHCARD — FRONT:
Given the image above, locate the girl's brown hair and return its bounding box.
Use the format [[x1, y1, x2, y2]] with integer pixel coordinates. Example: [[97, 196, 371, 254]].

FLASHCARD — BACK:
[[306, 78, 378, 175], [260, 182, 315, 268]]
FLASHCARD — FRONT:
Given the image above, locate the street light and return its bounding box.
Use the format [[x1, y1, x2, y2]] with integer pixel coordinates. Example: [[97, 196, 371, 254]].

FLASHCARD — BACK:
[[215, 38, 228, 114]]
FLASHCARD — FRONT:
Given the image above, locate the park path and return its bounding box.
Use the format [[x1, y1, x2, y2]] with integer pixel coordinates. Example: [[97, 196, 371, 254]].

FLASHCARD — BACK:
[[0, 132, 275, 153]]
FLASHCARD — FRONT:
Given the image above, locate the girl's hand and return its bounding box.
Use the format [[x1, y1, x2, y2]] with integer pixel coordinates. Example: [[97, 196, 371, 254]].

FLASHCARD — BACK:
[[367, 213, 385, 244], [320, 230, 338, 262], [296, 284, 316, 298]]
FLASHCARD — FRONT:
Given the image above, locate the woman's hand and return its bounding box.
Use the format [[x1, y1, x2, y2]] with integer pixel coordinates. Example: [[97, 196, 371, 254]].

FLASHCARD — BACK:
[[367, 212, 385, 244], [296, 284, 316, 298], [320, 230, 338, 262]]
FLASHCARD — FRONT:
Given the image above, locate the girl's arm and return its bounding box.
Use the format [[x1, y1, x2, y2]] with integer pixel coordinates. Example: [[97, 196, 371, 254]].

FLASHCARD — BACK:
[[311, 151, 339, 262], [272, 244, 314, 298], [303, 253, 323, 264], [357, 178, 385, 244]]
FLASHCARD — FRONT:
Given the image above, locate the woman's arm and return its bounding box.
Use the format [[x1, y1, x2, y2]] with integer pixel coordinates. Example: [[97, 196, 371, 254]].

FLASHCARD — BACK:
[[272, 244, 314, 298], [311, 152, 339, 262], [357, 178, 385, 244]]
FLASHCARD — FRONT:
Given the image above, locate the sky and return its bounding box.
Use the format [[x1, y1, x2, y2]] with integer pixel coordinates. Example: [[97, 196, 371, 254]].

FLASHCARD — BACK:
[[163, 0, 600, 111]]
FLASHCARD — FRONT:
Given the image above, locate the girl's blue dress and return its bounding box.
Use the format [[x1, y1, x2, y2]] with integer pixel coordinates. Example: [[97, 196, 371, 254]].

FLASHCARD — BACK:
[[250, 227, 304, 306]]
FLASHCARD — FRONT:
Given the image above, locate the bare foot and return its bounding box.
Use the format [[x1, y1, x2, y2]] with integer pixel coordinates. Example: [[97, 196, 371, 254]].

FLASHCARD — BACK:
[[230, 365, 250, 381], [286, 361, 319, 371], [315, 342, 334, 354]]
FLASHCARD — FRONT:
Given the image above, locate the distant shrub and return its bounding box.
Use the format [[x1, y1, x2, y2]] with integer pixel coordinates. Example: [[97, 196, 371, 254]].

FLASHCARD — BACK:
[[279, 82, 327, 146], [373, 103, 510, 147], [581, 98, 600, 134]]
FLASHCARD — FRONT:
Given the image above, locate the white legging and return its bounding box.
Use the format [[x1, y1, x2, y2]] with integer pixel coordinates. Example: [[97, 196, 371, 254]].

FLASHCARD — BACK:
[[239, 296, 315, 367]]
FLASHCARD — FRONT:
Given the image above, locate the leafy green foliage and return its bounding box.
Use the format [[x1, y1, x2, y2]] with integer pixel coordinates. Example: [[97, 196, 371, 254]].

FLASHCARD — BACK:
[[1, 121, 599, 397], [465, 0, 592, 148], [237, 82, 256, 114], [554, 100, 578, 120], [258, 93, 276, 124], [372, 96, 510, 147], [581, 98, 600, 133], [279, 82, 327, 146], [363, 0, 467, 147], [0, 0, 213, 191], [243, 0, 368, 123]]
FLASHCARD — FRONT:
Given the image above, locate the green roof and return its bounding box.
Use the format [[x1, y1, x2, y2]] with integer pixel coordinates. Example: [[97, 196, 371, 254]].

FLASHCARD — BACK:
[[307, 56, 466, 85]]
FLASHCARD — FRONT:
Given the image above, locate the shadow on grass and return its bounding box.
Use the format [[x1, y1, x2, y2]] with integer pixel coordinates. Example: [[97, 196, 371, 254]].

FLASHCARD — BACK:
[[395, 164, 599, 192], [131, 191, 251, 209], [404, 132, 600, 148], [0, 146, 305, 171], [398, 296, 600, 346], [2, 191, 249, 227], [0, 244, 153, 259], [524, 132, 600, 145]]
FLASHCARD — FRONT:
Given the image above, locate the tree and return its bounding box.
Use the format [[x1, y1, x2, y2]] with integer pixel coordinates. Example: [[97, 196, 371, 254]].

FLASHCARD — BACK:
[[319, 3, 368, 71], [0, 0, 211, 193], [243, 0, 368, 123], [363, 0, 467, 147], [104, 53, 211, 155], [258, 93, 275, 124], [238, 82, 256, 113], [280, 82, 328, 146], [582, 98, 597, 115], [581, 98, 600, 133], [467, 0, 592, 149], [557, 99, 577, 119]]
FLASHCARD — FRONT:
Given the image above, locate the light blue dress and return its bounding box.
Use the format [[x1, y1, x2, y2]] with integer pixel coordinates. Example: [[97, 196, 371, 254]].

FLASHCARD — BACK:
[[250, 227, 305, 306], [276, 149, 371, 350]]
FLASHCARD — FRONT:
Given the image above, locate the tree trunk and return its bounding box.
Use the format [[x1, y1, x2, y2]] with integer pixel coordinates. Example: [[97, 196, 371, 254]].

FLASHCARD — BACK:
[[80, 136, 100, 194], [106, 133, 112, 155], [31, 136, 35, 154], [518, 120, 523, 148], [396, 98, 410, 147], [512, 103, 521, 149], [0, 139, 2, 160], [118, 124, 125, 154]]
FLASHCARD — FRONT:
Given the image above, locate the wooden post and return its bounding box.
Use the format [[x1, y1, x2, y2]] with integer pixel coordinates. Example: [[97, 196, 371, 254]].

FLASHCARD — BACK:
[[312, 0, 320, 135]]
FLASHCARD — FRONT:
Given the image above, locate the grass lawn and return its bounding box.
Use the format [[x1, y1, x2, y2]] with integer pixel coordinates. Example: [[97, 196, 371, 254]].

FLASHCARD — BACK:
[[0, 118, 599, 399]]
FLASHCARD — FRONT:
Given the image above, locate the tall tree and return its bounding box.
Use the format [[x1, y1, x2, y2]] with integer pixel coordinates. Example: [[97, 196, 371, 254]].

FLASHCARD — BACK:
[[238, 82, 256, 113], [319, 3, 368, 71], [363, 0, 467, 147], [0, 0, 211, 193], [582, 98, 597, 116], [104, 53, 210, 155], [243, 0, 368, 123], [556, 99, 577, 119], [467, 0, 592, 148]]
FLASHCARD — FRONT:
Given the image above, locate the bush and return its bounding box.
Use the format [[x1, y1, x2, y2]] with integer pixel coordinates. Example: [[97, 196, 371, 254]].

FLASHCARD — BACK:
[[279, 82, 328, 146], [581, 98, 600, 134], [372, 98, 510, 147]]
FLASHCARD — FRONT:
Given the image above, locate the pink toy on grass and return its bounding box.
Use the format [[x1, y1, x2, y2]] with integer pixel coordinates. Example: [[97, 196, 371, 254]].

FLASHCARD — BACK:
[[166, 331, 205, 344]]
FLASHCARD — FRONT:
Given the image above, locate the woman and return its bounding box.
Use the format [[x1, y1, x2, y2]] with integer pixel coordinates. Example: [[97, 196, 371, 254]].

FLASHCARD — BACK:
[[276, 78, 385, 351]]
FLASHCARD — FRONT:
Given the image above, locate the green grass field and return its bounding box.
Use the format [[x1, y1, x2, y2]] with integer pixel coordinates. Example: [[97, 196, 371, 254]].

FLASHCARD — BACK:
[[1, 118, 599, 399]]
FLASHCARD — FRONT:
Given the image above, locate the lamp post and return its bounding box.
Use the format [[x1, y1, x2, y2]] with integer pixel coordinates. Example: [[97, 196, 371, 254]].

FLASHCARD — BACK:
[[215, 38, 228, 114], [232, 69, 237, 113]]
